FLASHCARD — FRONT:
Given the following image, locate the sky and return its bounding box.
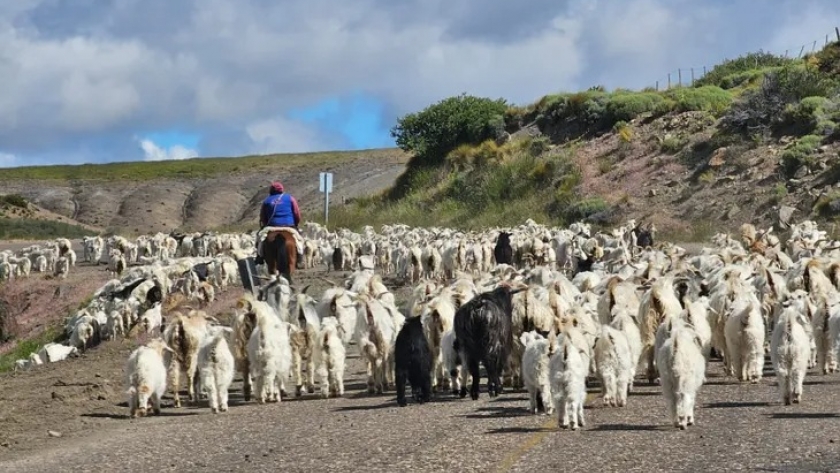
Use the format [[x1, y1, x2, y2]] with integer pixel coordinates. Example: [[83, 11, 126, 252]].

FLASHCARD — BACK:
[[0, 0, 839, 168]]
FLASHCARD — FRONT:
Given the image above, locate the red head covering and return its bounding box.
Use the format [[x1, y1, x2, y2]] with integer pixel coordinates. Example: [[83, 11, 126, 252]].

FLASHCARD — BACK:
[[270, 181, 284, 194]]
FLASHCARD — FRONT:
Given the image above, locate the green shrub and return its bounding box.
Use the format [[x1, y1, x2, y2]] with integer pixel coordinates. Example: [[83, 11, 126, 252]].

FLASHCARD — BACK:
[[0, 326, 61, 373], [694, 51, 794, 88], [660, 135, 687, 154], [779, 134, 823, 178], [664, 86, 733, 115], [0, 218, 96, 239], [778, 96, 840, 136], [813, 41, 840, 77], [526, 135, 552, 156], [813, 190, 840, 218], [720, 64, 839, 136], [390, 93, 509, 166], [563, 198, 610, 222], [604, 92, 667, 124], [772, 182, 788, 202], [698, 169, 716, 183], [0, 194, 27, 208], [716, 67, 784, 90]]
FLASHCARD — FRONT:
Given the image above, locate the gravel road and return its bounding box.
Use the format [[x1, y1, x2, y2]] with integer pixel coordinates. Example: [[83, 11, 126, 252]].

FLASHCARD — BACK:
[[1, 242, 839, 472]]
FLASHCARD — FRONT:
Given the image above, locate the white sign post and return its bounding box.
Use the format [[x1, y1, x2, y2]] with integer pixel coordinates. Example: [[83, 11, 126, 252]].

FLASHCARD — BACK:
[[319, 172, 333, 226]]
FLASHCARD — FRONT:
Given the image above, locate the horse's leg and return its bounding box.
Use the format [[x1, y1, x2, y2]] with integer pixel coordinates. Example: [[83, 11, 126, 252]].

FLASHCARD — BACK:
[[287, 239, 297, 282], [265, 238, 279, 276], [276, 235, 291, 282]]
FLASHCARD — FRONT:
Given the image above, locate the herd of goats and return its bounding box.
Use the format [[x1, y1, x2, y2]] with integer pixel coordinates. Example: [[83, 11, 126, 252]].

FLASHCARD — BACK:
[[2, 218, 840, 431]]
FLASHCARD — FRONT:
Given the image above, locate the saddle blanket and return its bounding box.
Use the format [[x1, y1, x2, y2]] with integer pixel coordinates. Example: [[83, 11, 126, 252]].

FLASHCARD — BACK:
[[256, 226, 305, 258]]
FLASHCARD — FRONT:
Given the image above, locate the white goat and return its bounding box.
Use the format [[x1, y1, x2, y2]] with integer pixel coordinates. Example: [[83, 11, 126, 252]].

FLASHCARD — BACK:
[[593, 325, 633, 407], [314, 316, 347, 398], [549, 332, 588, 431], [198, 326, 235, 413], [125, 338, 172, 418], [770, 305, 811, 405], [656, 324, 706, 430], [724, 293, 765, 383], [520, 331, 556, 415], [247, 304, 292, 403]]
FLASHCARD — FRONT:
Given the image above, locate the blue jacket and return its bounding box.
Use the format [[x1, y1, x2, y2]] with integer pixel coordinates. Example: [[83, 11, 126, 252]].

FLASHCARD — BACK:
[[260, 192, 301, 228]]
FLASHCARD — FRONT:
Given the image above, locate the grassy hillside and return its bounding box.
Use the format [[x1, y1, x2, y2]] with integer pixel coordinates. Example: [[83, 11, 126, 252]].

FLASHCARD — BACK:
[[0, 148, 406, 181], [0, 150, 409, 234], [0, 218, 97, 240], [328, 44, 840, 238], [0, 194, 100, 240]]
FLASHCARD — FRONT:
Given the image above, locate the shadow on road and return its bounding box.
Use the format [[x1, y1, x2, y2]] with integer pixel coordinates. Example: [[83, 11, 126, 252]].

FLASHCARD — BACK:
[[705, 401, 771, 409], [591, 423, 663, 431], [767, 412, 840, 420], [461, 406, 530, 419], [332, 402, 395, 411], [82, 410, 200, 420], [486, 426, 555, 434]]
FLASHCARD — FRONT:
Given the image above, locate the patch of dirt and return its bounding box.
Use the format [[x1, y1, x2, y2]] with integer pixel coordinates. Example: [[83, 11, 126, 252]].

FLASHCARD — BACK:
[[565, 111, 840, 233]]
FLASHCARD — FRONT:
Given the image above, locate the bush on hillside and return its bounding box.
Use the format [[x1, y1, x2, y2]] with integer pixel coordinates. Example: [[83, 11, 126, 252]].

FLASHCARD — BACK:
[[779, 96, 840, 137], [720, 64, 839, 136], [0, 194, 28, 209], [694, 51, 794, 89], [390, 93, 509, 166], [813, 41, 840, 77], [0, 218, 100, 240], [663, 86, 733, 115], [779, 134, 823, 178], [604, 92, 668, 123]]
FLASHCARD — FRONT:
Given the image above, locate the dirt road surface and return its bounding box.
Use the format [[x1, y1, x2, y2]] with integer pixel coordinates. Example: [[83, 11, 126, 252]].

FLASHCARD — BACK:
[[1, 242, 839, 472]]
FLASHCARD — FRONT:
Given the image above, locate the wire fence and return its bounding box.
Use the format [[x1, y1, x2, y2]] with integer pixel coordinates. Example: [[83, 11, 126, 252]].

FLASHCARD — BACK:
[[650, 26, 840, 90]]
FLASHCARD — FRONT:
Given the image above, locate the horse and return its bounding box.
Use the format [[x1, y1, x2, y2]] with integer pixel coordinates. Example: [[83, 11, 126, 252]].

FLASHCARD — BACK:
[[263, 229, 298, 283]]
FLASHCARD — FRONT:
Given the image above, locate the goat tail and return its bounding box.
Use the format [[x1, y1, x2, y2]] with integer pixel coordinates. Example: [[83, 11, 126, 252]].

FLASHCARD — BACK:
[[363, 341, 378, 361]]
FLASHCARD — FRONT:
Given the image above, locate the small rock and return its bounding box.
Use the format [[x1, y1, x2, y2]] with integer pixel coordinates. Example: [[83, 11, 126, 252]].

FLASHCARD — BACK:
[[47, 430, 62, 438], [794, 166, 809, 179], [709, 147, 726, 167], [649, 189, 657, 197], [51, 392, 65, 401]]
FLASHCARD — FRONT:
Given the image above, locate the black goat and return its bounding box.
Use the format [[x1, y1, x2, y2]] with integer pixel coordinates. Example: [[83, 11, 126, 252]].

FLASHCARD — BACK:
[[191, 263, 210, 282], [632, 225, 654, 249], [394, 316, 434, 407], [146, 284, 163, 308], [332, 246, 344, 272], [574, 253, 596, 275], [494, 232, 514, 266], [453, 284, 526, 400]]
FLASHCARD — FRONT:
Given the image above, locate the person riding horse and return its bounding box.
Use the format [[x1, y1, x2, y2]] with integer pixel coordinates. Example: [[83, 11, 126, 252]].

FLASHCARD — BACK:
[[257, 181, 305, 270]]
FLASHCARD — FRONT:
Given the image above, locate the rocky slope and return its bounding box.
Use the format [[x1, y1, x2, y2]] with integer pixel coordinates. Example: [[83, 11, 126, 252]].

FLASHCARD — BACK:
[[0, 149, 409, 234]]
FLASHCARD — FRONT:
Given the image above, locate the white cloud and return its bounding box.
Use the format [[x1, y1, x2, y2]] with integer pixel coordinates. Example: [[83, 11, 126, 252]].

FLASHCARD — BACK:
[[245, 117, 340, 154], [2, 0, 840, 163], [0, 152, 16, 167], [139, 139, 199, 161]]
